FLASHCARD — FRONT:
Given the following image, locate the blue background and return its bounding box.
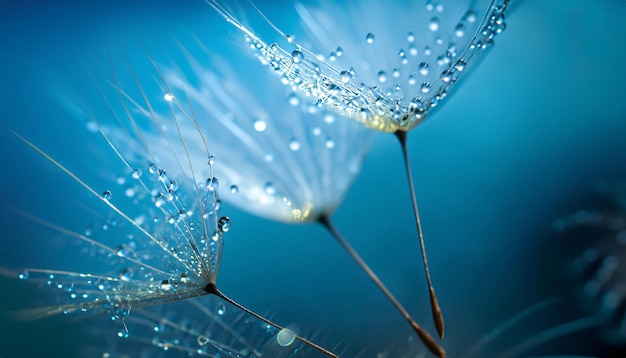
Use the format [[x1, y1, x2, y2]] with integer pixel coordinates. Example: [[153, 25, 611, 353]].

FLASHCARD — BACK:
[[1, 0, 626, 356]]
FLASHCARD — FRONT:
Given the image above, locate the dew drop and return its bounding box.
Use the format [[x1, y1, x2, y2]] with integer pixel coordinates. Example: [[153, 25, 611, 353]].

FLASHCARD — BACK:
[[84, 224, 93, 237], [264, 182, 276, 195], [253, 119, 267, 132], [208, 155, 215, 165], [277, 328, 296, 347], [217, 302, 226, 315], [206, 177, 219, 192], [291, 50, 303, 63], [392, 68, 400, 78], [325, 138, 335, 149], [419, 62, 430, 76], [455, 24, 465, 38], [407, 32, 415, 43], [421, 82, 432, 93], [131, 168, 142, 179], [160, 280, 172, 291], [285, 34, 295, 43], [118, 267, 133, 282], [335, 46, 343, 57], [218, 216, 231, 233], [163, 93, 174, 102], [18, 271, 29, 280], [197, 335, 210, 346], [287, 93, 300, 106], [102, 190, 112, 200], [429, 17, 440, 32], [230, 185, 239, 194], [288, 138, 301, 151], [365, 32, 375, 44], [377, 70, 387, 83], [340, 70, 352, 83]]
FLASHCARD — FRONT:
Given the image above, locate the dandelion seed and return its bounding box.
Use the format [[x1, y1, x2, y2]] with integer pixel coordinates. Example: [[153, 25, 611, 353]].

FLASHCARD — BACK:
[[207, 0, 511, 352], [6, 45, 337, 357]]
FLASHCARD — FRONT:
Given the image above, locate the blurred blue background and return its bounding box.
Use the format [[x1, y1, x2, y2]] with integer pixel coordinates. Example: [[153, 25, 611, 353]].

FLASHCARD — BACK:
[[1, 0, 626, 357]]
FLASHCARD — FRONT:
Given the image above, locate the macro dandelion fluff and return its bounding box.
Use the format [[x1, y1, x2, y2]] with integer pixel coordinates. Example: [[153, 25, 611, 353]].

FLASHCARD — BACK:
[[3, 44, 336, 357], [206, 0, 509, 353], [113, 34, 447, 355]]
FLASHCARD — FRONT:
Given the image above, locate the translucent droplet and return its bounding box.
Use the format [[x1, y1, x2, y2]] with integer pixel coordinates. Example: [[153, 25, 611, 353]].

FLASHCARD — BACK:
[[218, 216, 231, 233], [197, 335, 210, 346], [418, 62, 430, 76], [287, 93, 300, 106], [285, 34, 295, 43], [160, 280, 172, 291], [335, 46, 343, 57], [102, 190, 112, 200], [208, 155, 215, 165], [118, 267, 133, 282], [365, 32, 375, 44], [131, 168, 142, 179], [340, 70, 352, 83], [230, 185, 239, 194], [407, 32, 415, 43], [392, 68, 400, 78], [264, 182, 276, 195], [325, 138, 335, 149], [455, 24, 465, 38], [291, 50, 303, 63], [276, 328, 296, 347], [206, 177, 219, 192], [377, 70, 387, 83], [18, 271, 29, 280], [429, 17, 440, 32], [84, 224, 93, 237], [148, 163, 157, 174], [253, 119, 267, 132], [421, 82, 432, 93], [217, 302, 226, 315], [288, 139, 301, 151]]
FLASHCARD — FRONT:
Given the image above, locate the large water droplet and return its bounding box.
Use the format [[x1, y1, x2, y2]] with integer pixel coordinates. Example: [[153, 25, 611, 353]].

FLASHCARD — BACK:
[[218, 216, 231, 233], [230, 185, 239, 194], [377, 71, 387, 83], [197, 335, 210, 346], [277, 328, 296, 347], [291, 50, 303, 63], [102, 190, 112, 200], [206, 177, 219, 192], [365, 32, 375, 44], [429, 17, 440, 32], [131, 168, 142, 179], [160, 280, 172, 291]]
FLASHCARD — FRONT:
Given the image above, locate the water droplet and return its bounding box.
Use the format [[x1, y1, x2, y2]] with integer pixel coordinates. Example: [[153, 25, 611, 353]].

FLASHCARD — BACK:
[[160, 280, 172, 291], [377, 71, 387, 83], [291, 50, 303, 63], [218, 216, 231, 233], [429, 17, 440, 32], [131, 168, 142, 179], [197, 335, 210, 346], [421, 82, 432, 93], [206, 177, 219, 191], [455, 60, 466, 72], [287, 93, 300, 106], [18, 271, 29, 280], [118, 267, 133, 282], [455, 24, 465, 38], [148, 163, 157, 174], [466, 10, 477, 23], [288, 139, 301, 151], [276, 328, 296, 347], [208, 155, 215, 165], [253, 119, 267, 132], [325, 138, 335, 149], [407, 32, 415, 43], [102, 190, 112, 200], [264, 182, 276, 195], [163, 93, 174, 102], [419, 62, 430, 76], [285, 34, 295, 43], [392, 68, 400, 78], [365, 32, 375, 44], [217, 302, 226, 315], [84, 224, 93, 237], [335, 46, 343, 57], [340, 70, 352, 83], [230, 185, 239, 194]]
